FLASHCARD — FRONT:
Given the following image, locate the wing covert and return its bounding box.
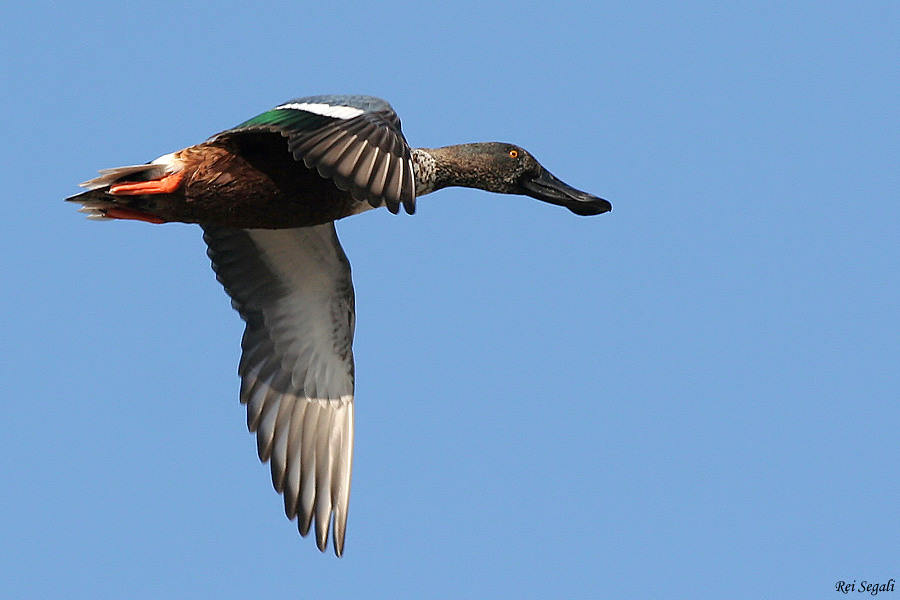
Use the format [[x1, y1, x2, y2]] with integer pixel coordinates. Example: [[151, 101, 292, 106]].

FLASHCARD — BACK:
[[212, 95, 416, 214]]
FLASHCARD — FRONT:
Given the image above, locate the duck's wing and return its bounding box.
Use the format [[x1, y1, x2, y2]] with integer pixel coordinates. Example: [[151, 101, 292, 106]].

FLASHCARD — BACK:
[[203, 223, 355, 556], [212, 95, 416, 215]]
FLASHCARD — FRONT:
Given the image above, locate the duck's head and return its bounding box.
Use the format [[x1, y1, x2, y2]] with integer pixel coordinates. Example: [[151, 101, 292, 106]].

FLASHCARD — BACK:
[[424, 142, 611, 216]]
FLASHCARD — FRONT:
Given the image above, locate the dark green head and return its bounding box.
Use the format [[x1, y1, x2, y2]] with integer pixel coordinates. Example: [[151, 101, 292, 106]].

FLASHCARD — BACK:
[[426, 142, 611, 216]]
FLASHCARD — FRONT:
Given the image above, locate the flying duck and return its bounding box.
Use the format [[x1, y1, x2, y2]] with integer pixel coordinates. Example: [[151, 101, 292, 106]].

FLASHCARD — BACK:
[[67, 94, 611, 556]]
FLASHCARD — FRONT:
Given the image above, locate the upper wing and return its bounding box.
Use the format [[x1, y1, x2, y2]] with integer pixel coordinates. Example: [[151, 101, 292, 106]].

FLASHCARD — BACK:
[[212, 95, 416, 215], [203, 223, 355, 556]]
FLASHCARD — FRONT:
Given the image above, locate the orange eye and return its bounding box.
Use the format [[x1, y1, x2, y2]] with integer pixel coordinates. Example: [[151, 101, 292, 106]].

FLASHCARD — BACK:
[[509, 149, 519, 158]]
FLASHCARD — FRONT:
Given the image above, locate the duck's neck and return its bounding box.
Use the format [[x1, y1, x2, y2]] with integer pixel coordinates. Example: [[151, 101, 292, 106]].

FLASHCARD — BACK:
[[412, 145, 499, 197], [411, 149, 439, 196]]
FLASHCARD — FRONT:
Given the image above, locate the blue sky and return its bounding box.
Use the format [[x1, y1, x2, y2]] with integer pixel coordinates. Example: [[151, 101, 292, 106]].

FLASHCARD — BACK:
[[2, 2, 898, 598]]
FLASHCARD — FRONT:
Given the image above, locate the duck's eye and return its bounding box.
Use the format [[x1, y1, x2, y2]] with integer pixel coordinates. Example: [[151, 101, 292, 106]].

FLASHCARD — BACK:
[[508, 149, 519, 159]]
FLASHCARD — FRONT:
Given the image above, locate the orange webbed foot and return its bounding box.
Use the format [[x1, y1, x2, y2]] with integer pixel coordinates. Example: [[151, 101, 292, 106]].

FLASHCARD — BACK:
[[109, 172, 184, 196], [103, 207, 167, 224]]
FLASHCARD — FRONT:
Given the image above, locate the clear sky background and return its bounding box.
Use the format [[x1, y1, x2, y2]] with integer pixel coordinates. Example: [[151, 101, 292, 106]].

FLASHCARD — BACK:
[[1, 3, 898, 599]]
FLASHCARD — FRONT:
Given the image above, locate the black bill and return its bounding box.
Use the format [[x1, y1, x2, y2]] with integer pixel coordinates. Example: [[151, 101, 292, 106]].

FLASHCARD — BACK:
[[521, 168, 612, 216]]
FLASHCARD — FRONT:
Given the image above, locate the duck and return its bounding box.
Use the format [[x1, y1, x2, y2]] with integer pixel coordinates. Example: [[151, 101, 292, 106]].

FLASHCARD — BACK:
[[66, 94, 611, 557]]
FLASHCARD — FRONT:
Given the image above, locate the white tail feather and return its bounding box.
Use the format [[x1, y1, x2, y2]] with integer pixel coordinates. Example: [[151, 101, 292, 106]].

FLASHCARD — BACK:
[[79, 164, 166, 190], [79, 152, 180, 190]]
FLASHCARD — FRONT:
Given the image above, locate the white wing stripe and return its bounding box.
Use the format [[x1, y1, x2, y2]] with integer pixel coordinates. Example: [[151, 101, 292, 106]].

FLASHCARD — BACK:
[[275, 102, 365, 119]]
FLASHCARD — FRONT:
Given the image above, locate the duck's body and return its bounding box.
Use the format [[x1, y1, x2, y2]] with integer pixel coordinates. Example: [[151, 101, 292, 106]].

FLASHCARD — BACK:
[[67, 95, 611, 557], [74, 136, 367, 228]]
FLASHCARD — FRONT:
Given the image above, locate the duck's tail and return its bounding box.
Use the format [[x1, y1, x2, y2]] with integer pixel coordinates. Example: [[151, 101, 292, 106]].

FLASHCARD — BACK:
[[66, 155, 182, 224]]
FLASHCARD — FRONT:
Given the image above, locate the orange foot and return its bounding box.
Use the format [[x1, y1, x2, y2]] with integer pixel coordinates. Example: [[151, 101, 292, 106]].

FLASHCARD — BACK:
[[109, 172, 184, 196], [104, 207, 167, 224]]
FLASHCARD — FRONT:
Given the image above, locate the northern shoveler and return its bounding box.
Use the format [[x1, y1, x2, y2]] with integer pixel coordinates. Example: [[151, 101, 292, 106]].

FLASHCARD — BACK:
[[67, 94, 611, 556]]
